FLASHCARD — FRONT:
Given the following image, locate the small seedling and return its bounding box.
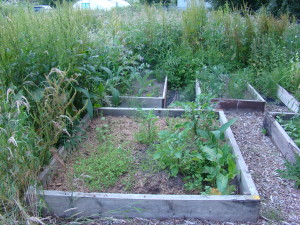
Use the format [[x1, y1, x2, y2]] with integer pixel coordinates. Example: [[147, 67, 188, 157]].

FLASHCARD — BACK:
[[135, 109, 158, 145]]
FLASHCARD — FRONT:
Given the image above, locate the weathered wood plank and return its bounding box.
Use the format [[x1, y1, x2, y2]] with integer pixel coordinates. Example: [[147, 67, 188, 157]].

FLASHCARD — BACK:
[[263, 112, 300, 162], [277, 85, 299, 113], [39, 191, 259, 221], [195, 80, 266, 112], [219, 111, 259, 196], [106, 76, 168, 108]]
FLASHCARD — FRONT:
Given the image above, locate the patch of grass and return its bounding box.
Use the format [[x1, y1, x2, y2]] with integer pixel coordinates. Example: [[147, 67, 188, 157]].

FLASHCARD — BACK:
[[74, 125, 133, 191], [74, 145, 132, 191]]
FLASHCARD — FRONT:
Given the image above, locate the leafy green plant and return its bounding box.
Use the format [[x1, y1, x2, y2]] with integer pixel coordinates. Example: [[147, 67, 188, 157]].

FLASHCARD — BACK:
[[135, 109, 158, 145], [153, 95, 237, 194], [277, 154, 300, 188], [277, 115, 300, 147], [74, 123, 132, 191]]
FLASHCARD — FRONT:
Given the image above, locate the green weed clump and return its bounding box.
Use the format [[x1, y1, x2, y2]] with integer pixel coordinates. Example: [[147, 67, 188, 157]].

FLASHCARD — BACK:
[[74, 125, 133, 191], [153, 96, 237, 194]]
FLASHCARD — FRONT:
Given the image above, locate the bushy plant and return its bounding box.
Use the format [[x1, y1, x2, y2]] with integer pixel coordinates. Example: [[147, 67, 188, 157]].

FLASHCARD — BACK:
[[153, 95, 237, 194]]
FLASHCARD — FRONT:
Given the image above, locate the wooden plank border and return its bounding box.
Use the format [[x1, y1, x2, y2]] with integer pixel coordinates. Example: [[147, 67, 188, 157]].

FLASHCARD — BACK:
[[263, 112, 300, 162], [195, 80, 266, 113], [27, 108, 260, 222], [106, 76, 168, 108], [277, 85, 299, 113]]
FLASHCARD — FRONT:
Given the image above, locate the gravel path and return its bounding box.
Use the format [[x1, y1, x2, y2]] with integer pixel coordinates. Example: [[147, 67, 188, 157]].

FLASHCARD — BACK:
[[226, 112, 300, 224], [50, 110, 300, 225]]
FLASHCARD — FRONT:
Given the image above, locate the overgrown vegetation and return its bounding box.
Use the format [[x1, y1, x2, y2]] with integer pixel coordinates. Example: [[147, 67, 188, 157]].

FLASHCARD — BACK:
[[152, 96, 237, 194], [0, 1, 300, 223]]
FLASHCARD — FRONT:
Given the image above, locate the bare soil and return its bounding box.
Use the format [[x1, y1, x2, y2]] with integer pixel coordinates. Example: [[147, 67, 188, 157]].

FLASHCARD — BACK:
[[47, 116, 193, 195]]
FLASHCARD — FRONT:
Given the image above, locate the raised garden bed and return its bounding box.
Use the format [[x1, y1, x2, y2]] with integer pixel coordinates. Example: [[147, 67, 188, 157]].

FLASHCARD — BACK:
[[26, 108, 260, 222], [264, 112, 300, 162], [277, 85, 299, 113], [196, 80, 266, 113], [106, 76, 168, 108]]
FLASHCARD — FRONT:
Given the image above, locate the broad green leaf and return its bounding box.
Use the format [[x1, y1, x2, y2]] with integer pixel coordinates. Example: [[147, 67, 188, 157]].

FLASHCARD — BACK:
[[216, 173, 228, 194], [76, 87, 93, 118], [211, 130, 221, 140], [219, 119, 236, 134], [153, 152, 161, 160], [98, 83, 105, 95], [86, 99, 93, 118], [196, 128, 210, 139], [110, 87, 120, 106], [87, 65, 96, 73], [101, 66, 113, 78], [191, 152, 203, 160], [227, 157, 237, 179], [204, 166, 218, 177], [89, 77, 103, 82], [76, 87, 91, 99], [170, 166, 179, 177], [174, 151, 182, 159], [202, 146, 217, 162]]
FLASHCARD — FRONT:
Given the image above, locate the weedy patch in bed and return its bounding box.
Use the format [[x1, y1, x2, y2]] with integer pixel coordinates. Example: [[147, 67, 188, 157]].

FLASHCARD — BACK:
[[264, 112, 300, 162], [27, 105, 260, 222], [196, 80, 266, 113], [105, 75, 167, 108]]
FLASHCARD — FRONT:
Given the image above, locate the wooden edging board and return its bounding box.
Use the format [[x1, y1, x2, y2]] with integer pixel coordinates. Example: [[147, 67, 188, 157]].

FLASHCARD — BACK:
[[263, 112, 300, 162], [26, 108, 260, 222], [195, 80, 266, 113], [106, 76, 168, 108], [277, 85, 299, 113]]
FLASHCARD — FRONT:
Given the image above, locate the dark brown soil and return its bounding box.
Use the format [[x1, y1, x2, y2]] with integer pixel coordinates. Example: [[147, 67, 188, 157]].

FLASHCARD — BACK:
[[47, 116, 193, 195]]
